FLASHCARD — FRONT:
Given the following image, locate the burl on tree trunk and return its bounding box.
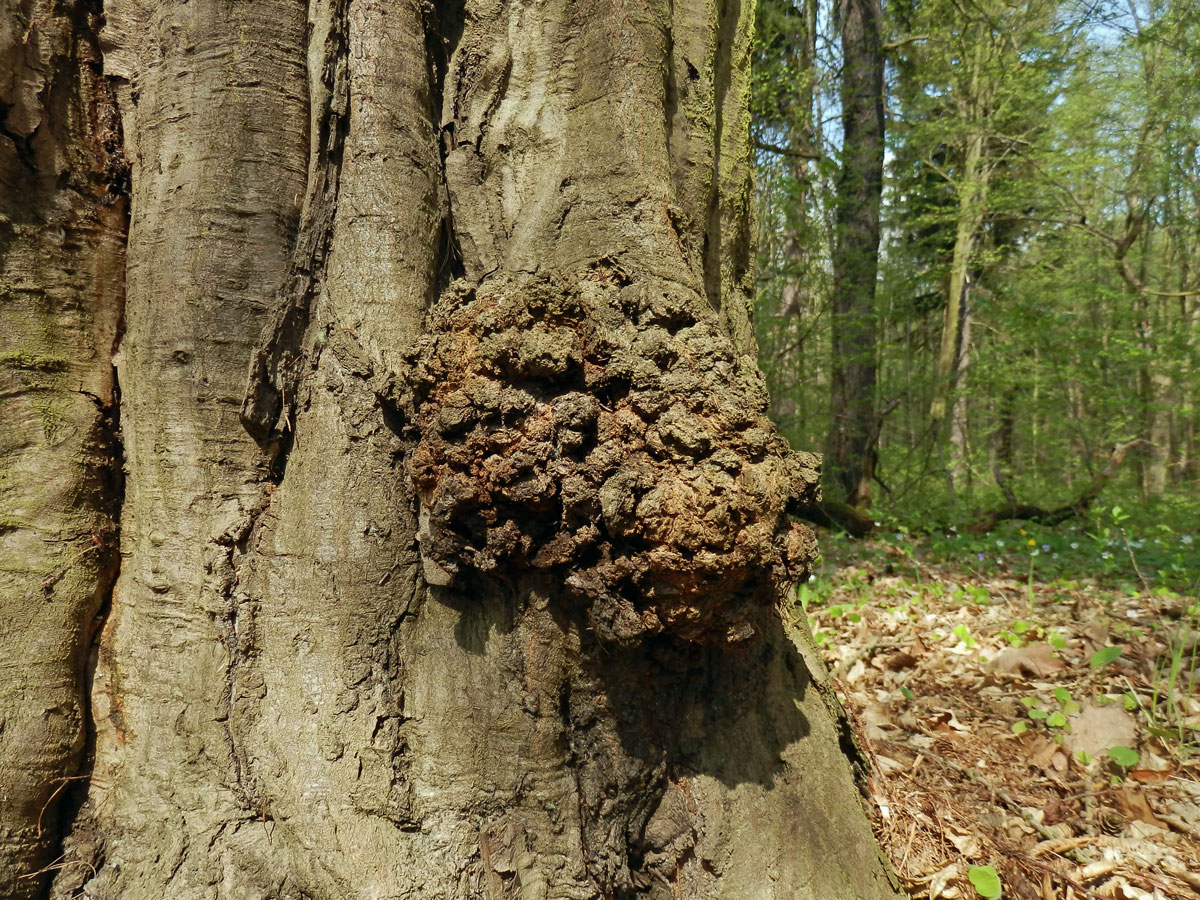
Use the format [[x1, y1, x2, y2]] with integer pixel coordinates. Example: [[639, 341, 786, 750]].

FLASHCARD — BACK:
[[1, 1, 901, 898]]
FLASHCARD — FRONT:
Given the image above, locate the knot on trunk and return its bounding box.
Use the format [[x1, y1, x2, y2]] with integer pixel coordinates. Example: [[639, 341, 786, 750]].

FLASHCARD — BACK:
[[390, 268, 819, 643]]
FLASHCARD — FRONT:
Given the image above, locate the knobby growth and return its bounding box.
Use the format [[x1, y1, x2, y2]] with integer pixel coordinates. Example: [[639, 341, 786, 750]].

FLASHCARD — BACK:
[[387, 262, 820, 644]]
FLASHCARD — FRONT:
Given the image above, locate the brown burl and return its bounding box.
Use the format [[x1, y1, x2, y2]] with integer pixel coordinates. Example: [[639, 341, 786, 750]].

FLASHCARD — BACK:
[[394, 266, 819, 644]]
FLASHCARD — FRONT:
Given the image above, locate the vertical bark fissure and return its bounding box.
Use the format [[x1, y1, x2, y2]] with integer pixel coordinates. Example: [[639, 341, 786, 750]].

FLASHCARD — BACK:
[[427, 0, 467, 293], [701, 1, 729, 317], [703, 0, 754, 347], [220, 0, 355, 823], [45, 368, 125, 900], [241, 0, 352, 453], [79, 0, 315, 890], [54, 0, 132, 849]]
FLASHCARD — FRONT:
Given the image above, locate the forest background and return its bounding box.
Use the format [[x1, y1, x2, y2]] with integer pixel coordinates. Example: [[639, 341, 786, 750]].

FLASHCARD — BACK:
[[758, 3, 1200, 897], [753, 0, 1199, 552], [754, 3, 1200, 894]]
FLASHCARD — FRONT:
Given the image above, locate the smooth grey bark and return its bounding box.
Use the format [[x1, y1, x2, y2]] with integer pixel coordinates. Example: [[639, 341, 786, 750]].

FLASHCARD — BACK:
[[1, 2, 901, 898]]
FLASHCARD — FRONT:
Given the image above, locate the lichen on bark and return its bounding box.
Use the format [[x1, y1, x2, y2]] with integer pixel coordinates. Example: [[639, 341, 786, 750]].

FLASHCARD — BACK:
[[389, 263, 819, 644]]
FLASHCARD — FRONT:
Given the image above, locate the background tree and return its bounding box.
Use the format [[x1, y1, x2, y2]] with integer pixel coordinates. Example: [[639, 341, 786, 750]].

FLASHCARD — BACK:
[[888, 0, 1078, 481], [756, 0, 1199, 525], [827, 0, 885, 509], [0, 1, 901, 899], [752, 0, 829, 437]]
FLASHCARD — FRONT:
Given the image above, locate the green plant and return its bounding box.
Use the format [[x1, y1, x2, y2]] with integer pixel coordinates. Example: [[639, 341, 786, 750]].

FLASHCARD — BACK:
[[1090, 646, 1123, 668], [1107, 745, 1139, 768], [968, 864, 1003, 899], [1146, 600, 1200, 754], [1019, 691, 1074, 734]]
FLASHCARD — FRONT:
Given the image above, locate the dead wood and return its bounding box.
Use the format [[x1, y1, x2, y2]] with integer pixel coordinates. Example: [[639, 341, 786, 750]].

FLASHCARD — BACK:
[[965, 438, 1148, 535]]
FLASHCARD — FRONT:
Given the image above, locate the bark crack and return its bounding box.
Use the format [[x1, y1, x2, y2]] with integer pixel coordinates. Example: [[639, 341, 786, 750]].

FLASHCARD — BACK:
[[44, 371, 125, 900], [428, 0, 467, 293], [240, 0, 353, 453], [34, 1, 131, 892]]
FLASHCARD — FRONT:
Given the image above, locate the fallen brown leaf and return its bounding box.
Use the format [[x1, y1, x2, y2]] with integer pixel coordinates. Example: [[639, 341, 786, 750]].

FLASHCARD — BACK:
[[1063, 704, 1138, 760], [989, 643, 1066, 678]]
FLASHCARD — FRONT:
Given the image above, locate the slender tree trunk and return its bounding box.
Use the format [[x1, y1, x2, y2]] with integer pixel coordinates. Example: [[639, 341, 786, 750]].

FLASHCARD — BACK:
[[1142, 347, 1172, 500], [1182, 294, 1199, 480], [929, 129, 985, 434], [827, 0, 884, 508], [948, 280, 972, 491], [770, 0, 818, 436], [777, 0, 818, 324], [1132, 253, 1170, 500], [0, 2, 901, 899], [991, 384, 1017, 497]]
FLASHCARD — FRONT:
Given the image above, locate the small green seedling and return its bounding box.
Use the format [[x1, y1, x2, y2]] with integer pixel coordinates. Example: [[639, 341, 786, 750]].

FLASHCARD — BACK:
[[1107, 745, 1139, 768], [1090, 646, 1123, 668], [968, 864, 1003, 899]]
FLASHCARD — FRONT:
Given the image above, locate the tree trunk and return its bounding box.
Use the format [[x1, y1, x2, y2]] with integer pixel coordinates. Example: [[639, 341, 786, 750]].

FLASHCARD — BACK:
[[992, 384, 1017, 492], [1, 2, 900, 899], [776, 0, 818, 324], [0, 2, 124, 894], [929, 128, 984, 434], [948, 276, 972, 492], [1134, 283, 1169, 501], [1182, 294, 1199, 480], [827, 0, 884, 508]]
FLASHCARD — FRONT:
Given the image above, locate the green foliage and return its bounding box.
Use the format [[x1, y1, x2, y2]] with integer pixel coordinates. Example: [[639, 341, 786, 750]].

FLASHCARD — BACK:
[[1107, 745, 1139, 768], [752, 0, 1200, 521], [968, 864, 1003, 899], [1090, 646, 1124, 668]]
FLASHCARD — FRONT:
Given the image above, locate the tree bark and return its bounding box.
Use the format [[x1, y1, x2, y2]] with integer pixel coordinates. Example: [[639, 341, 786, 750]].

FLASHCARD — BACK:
[[1, 2, 901, 898], [948, 276, 972, 491], [0, 3, 124, 895], [827, 0, 884, 508], [929, 128, 984, 433], [775, 0, 819, 323]]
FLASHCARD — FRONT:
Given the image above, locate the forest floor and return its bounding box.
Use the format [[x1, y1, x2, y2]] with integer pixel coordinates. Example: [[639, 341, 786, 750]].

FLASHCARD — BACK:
[[800, 520, 1200, 900]]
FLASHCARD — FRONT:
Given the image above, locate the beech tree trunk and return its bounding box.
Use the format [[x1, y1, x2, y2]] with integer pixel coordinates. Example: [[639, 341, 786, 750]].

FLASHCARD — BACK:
[[827, 0, 884, 508], [0, 0, 124, 892], [1, 2, 900, 899]]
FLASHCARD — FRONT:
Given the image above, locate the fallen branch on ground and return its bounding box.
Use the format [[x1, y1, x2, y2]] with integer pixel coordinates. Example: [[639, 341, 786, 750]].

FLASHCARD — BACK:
[[965, 439, 1147, 534]]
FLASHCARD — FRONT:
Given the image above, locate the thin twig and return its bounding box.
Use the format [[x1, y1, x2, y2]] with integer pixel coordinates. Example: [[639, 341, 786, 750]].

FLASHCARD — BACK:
[[36, 775, 90, 839]]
